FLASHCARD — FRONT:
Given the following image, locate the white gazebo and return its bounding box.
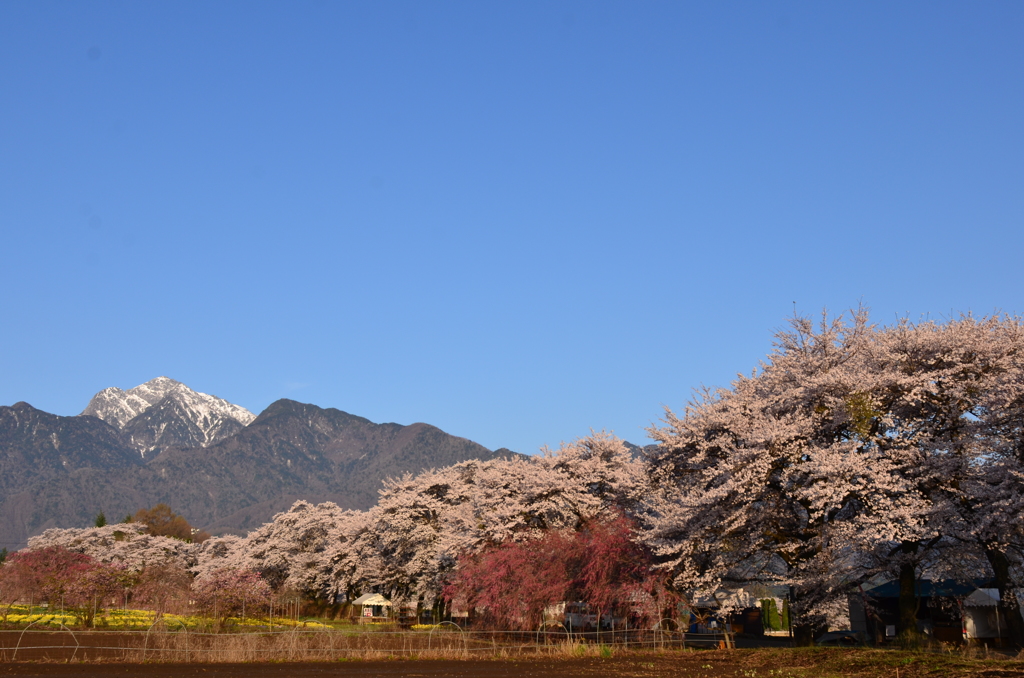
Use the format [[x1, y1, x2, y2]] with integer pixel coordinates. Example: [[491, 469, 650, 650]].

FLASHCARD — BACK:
[[353, 593, 392, 622]]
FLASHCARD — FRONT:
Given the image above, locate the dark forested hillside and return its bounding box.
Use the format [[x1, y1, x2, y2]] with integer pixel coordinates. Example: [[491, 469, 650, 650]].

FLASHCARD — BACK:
[[0, 402, 142, 479]]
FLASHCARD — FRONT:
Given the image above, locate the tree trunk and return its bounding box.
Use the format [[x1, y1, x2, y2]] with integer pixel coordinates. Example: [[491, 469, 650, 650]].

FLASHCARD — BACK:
[[792, 622, 821, 646], [898, 558, 921, 647], [789, 587, 825, 647], [985, 546, 1024, 650]]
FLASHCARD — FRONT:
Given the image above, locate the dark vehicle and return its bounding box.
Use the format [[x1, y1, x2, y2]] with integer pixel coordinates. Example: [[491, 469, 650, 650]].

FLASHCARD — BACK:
[[816, 630, 868, 646]]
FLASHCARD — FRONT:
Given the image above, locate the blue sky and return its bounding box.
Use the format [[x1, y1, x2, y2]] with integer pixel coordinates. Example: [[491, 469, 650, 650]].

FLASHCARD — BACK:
[[1, 1, 1022, 454]]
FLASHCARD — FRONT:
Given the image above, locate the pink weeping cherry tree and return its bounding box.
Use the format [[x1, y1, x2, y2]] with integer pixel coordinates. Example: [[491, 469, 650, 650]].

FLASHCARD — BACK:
[[445, 514, 672, 630]]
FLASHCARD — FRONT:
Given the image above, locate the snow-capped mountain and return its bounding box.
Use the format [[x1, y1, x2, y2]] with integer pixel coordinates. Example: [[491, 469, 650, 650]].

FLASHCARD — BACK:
[[80, 377, 256, 456], [81, 376, 179, 428]]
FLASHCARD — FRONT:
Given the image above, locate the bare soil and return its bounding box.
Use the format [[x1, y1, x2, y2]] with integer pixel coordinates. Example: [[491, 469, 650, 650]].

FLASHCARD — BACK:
[[1, 650, 1024, 678]]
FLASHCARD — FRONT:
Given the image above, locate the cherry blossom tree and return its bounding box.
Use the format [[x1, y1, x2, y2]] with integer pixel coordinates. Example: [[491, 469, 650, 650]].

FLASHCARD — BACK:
[[192, 533, 244, 579], [0, 555, 33, 621], [578, 515, 674, 625], [445, 527, 576, 629], [3, 547, 96, 606], [876, 315, 1024, 647], [446, 514, 670, 630], [0, 547, 127, 626], [644, 310, 906, 640], [132, 562, 193, 620], [209, 501, 371, 603], [27, 523, 198, 572], [64, 560, 127, 627], [644, 310, 1024, 646], [192, 568, 271, 627], [363, 433, 647, 610]]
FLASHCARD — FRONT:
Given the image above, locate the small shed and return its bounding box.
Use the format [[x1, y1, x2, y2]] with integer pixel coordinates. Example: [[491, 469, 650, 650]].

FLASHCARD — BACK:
[[353, 593, 392, 621]]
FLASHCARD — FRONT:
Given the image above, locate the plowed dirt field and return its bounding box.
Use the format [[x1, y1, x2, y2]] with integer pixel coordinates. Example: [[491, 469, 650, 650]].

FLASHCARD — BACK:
[[2, 651, 1024, 678]]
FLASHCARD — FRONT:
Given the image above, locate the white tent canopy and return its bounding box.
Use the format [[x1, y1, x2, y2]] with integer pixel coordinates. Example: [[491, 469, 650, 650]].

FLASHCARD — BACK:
[[963, 588, 1000, 607], [353, 593, 392, 607]]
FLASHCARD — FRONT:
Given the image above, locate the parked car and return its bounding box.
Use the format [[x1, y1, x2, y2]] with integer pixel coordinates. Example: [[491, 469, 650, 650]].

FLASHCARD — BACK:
[[544, 602, 616, 631]]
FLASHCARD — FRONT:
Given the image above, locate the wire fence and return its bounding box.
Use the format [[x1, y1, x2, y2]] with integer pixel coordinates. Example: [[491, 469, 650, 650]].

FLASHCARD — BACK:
[[0, 624, 731, 663]]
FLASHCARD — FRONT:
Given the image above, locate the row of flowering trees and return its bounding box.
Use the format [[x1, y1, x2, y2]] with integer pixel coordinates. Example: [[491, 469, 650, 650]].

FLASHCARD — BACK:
[[0, 547, 125, 626], [11, 434, 650, 627], [0, 540, 271, 627], [195, 432, 652, 621], [5, 311, 1023, 645]]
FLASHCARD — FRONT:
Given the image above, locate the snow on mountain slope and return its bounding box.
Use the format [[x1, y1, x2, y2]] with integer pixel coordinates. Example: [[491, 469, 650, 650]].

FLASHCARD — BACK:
[[81, 376, 184, 427], [80, 377, 256, 456]]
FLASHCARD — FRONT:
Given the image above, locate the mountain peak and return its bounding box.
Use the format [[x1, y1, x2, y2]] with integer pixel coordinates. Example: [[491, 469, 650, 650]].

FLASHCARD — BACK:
[[80, 378, 255, 456], [131, 376, 185, 400]]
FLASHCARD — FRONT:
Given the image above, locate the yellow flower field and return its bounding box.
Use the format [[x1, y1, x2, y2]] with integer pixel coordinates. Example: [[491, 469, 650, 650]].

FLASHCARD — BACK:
[[2, 605, 328, 630]]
